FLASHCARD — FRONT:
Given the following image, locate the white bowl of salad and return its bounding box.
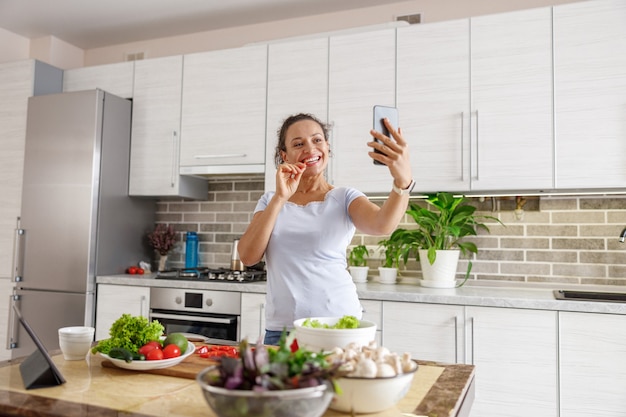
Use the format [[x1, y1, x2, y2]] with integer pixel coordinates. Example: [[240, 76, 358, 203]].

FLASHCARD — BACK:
[[293, 316, 376, 352]]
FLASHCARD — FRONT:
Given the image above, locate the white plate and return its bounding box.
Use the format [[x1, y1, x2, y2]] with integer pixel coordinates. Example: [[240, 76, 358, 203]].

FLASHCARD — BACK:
[[99, 341, 195, 370]]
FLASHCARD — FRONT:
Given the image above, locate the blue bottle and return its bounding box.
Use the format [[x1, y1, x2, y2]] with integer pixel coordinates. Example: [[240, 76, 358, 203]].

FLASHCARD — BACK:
[[185, 231, 199, 268]]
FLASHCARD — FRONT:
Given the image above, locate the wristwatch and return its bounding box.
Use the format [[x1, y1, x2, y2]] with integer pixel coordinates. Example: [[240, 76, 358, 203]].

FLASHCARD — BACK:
[[392, 179, 415, 196]]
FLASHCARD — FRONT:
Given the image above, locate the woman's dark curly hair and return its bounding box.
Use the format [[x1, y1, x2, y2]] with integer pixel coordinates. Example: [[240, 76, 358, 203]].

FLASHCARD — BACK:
[[274, 113, 330, 168]]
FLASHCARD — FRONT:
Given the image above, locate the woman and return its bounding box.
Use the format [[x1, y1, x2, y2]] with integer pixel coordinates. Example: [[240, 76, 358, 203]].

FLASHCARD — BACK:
[[238, 113, 413, 345]]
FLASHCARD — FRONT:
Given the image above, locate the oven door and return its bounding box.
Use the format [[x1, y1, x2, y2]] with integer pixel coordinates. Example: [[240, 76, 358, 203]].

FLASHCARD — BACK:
[[150, 310, 239, 342]]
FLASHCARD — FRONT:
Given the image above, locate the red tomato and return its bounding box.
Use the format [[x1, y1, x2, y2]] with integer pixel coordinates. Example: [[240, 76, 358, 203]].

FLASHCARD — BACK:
[[196, 346, 209, 355], [146, 348, 164, 360], [198, 345, 239, 359], [290, 338, 299, 353], [138, 341, 162, 356], [137, 268, 145, 275], [163, 344, 181, 359], [127, 266, 138, 274]]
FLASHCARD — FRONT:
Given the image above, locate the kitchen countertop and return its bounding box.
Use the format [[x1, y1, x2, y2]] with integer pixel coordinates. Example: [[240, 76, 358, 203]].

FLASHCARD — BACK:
[[97, 274, 626, 315], [0, 350, 475, 417]]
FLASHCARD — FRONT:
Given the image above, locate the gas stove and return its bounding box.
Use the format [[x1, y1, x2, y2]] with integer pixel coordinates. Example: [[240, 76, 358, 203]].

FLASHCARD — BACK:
[[155, 267, 266, 283]]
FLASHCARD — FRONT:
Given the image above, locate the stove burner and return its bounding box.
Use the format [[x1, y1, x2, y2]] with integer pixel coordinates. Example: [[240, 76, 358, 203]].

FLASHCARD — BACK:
[[155, 267, 266, 283]]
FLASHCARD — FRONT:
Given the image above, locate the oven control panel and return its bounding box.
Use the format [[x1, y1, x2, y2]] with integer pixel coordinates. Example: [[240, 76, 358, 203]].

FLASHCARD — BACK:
[[150, 288, 241, 315]]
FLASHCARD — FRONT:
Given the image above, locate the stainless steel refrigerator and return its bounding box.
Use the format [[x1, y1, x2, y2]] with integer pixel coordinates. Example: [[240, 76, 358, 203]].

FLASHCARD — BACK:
[[10, 89, 155, 359]]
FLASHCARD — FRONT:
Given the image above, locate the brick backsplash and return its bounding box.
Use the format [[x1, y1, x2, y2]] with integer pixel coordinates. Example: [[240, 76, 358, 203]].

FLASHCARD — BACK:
[[155, 176, 626, 286]]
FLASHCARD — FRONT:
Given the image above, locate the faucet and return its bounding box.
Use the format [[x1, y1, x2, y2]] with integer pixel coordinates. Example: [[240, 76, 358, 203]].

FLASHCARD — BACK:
[[620, 227, 626, 243]]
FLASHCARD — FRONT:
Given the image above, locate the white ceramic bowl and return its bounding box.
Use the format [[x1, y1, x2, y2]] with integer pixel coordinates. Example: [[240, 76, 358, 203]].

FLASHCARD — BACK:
[[197, 365, 333, 417], [293, 317, 377, 352], [330, 362, 419, 413], [58, 326, 95, 360]]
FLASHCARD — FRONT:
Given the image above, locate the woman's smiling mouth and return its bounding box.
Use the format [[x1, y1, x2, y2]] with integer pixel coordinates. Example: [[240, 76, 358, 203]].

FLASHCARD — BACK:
[[302, 155, 321, 166]]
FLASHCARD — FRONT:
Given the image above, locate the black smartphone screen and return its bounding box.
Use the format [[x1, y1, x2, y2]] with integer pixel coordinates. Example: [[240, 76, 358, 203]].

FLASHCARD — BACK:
[[372, 105, 399, 165]]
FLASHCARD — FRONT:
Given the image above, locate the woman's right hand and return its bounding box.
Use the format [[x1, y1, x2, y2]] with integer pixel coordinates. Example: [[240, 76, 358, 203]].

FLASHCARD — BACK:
[[275, 162, 306, 199]]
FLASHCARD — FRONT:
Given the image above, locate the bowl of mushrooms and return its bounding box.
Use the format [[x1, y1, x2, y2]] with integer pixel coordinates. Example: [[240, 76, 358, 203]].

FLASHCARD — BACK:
[[327, 342, 418, 414]]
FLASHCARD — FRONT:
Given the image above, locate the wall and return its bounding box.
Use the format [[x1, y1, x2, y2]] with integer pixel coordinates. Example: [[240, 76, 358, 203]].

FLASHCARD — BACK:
[[154, 176, 626, 287]]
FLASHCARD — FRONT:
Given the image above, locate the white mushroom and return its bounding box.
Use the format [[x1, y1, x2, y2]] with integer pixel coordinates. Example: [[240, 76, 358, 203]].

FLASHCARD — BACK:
[[352, 357, 377, 378], [376, 362, 396, 377]]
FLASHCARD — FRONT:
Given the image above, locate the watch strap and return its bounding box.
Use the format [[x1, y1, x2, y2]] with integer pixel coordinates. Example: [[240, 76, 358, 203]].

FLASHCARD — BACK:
[[392, 179, 415, 196]]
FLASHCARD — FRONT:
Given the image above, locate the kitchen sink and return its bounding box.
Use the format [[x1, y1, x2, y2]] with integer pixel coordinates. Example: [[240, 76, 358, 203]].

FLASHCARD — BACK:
[[554, 289, 626, 303]]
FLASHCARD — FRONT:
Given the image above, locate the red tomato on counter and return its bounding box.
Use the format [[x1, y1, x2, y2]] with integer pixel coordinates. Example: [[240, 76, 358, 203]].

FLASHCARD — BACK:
[[127, 266, 138, 274]]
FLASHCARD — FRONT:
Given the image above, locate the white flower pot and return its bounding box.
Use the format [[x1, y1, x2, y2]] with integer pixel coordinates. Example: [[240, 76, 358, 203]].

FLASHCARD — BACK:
[[348, 266, 369, 283], [419, 249, 460, 288], [377, 267, 398, 284]]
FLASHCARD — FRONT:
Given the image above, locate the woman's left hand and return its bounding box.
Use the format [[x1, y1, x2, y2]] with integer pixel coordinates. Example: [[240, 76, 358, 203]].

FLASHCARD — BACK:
[[368, 118, 412, 189]]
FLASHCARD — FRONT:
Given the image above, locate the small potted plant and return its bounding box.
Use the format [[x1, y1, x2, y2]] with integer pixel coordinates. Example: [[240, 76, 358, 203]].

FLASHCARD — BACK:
[[393, 192, 502, 288], [376, 231, 406, 284], [348, 245, 370, 283], [147, 224, 177, 271]]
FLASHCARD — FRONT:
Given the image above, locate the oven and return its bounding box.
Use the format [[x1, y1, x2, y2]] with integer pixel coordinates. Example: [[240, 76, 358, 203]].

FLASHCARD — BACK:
[[149, 288, 241, 343]]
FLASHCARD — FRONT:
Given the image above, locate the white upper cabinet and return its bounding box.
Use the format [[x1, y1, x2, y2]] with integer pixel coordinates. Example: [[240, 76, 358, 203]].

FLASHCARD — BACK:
[[328, 29, 396, 194], [397, 19, 471, 193], [265, 38, 329, 192], [398, 8, 553, 194], [470, 7, 554, 192], [553, 0, 626, 189], [180, 45, 267, 175], [63, 61, 134, 98], [129, 56, 207, 199]]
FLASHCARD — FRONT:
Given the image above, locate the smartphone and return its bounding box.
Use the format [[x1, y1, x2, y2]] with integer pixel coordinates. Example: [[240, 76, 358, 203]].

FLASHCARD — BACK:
[[372, 105, 399, 165]]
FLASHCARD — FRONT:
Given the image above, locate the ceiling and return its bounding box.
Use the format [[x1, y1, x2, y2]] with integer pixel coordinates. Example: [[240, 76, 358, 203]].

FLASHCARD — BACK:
[[0, 0, 406, 49]]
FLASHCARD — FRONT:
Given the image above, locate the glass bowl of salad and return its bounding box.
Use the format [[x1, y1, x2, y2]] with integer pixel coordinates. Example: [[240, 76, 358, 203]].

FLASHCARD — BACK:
[[196, 335, 341, 417], [293, 316, 377, 352]]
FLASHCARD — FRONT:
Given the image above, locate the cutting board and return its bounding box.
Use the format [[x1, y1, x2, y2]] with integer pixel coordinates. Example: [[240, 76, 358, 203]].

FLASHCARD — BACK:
[[101, 343, 222, 379]]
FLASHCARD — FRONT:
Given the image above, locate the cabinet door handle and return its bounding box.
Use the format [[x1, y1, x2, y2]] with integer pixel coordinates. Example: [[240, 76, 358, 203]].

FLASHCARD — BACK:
[[454, 315, 459, 363], [171, 131, 178, 187], [460, 112, 465, 181], [140, 295, 147, 317], [469, 316, 475, 365], [258, 302, 265, 339], [194, 154, 247, 159], [475, 110, 480, 181]]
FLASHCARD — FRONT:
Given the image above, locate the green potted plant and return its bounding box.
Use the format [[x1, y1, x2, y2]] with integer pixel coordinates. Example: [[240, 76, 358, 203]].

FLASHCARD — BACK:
[[347, 244, 370, 283], [376, 231, 406, 284], [393, 192, 502, 288]]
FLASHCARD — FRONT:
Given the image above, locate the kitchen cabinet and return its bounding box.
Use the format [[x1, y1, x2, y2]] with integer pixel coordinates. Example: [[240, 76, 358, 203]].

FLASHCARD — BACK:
[[553, 0, 626, 189], [382, 301, 463, 363], [397, 7, 553, 193], [95, 284, 150, 341], [264, 38, 329, 192], [559, 312, 626, 417], [328, 28, 396, 194], [129, 56, 207, 199], [360, 299, 382, 346], [180, 45, 267, 175], [63, 61, 134, 99], [383, 301, 558, 417], [465, 306, 558, 417], [239, 292, 266, 343]]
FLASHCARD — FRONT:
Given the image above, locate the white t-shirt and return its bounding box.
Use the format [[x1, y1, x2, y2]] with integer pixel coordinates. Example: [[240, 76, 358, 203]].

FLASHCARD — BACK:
[[254, 187, 365, 331]]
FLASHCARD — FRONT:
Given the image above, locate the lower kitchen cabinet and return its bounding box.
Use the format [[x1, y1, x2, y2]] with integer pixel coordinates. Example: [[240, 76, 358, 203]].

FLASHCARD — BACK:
[[559, 312, 626, 417], [382, 301, 558, 417], [466, 306, 558, 417], [382, 301, 463, 363], [360, 299, 382, 346], [95, 284, 150, 341], [239, 293, 266, 343]]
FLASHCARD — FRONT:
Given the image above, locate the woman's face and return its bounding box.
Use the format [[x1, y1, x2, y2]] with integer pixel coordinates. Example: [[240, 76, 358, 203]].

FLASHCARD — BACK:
[[280, 119, 329, 176]]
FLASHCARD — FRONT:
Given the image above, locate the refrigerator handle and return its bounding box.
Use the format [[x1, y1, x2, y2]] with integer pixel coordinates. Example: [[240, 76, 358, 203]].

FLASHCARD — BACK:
[[13, 226, 25, 282], [7, 294, 20, 349]]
